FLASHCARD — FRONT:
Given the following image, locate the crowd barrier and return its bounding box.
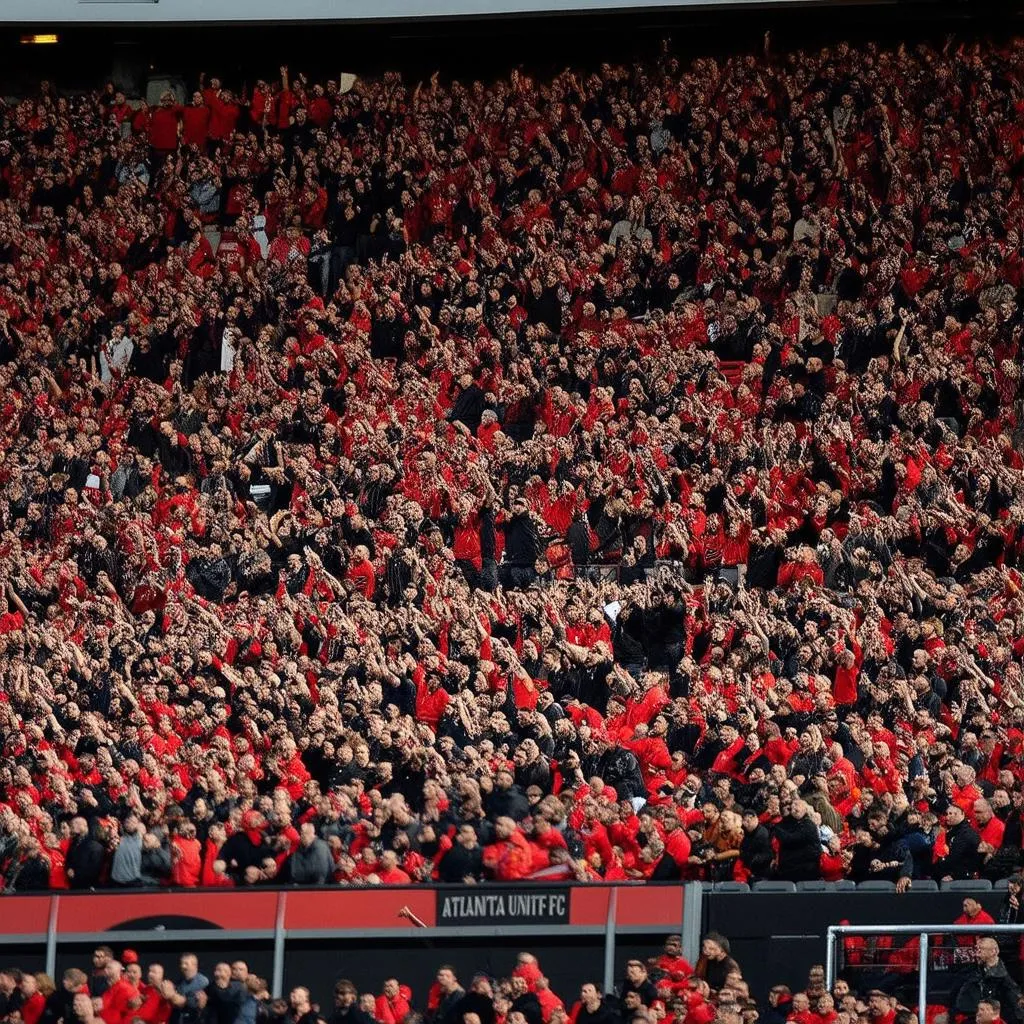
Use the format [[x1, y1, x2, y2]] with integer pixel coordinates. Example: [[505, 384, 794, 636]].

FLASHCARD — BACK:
[[827, 924, 1024, 1018], [704, 888, 1007, 1000], [2, 884, 1012, 1004], [0, 883, 698, 1003]]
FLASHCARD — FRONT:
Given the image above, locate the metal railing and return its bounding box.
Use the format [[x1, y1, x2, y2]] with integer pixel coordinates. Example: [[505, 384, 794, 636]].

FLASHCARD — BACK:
[[826, 924, 1024, 1019]]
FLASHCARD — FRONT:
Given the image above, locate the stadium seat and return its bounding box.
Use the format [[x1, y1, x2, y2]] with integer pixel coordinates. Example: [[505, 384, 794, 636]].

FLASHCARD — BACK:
[[752, 881, 797, 893], [831, 880, 857, 891], [994, 878, 1012, 891], [857, 881, 896, 892], [940, 879, 993, 892], [713, 882, 750, 893], [911, 879, 939, 892], [795, 880, 829, 892]]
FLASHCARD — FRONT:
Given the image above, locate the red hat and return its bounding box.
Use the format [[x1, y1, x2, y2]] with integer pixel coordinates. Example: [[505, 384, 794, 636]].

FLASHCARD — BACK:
[[122, 949, 139, 965]]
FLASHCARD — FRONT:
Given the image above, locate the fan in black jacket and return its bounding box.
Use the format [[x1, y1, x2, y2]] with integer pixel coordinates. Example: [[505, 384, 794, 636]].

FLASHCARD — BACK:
[[218, 810, 275, 884], [8, 841, 52, 891], [953, 937, 1023, 1024], [935, 805, 982, 881], [65, 817, 105, 889], [739, 809, 774, 883], [771, 802, 822, 882]]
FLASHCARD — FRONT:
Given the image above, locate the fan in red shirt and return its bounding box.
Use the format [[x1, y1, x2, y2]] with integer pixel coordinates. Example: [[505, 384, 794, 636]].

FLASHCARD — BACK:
[[977, 1000, 1005, 1024], [97, 962, 140, 1024], [375, 980, 413, 1024], [19, 975, 48, 1024], [953, 897, 996, 947], [134, 964, 172, 1024], [535, 978, 565, 1023], [376, 850, 412, 885], [974, 798, 1006, 854], [346, 544, 376, 599], [148, 94, 181, 154], [865, 991, 896, 1024], [656, 936, 694, 981], [181, 93, 212, 149], [483, 817, 533, 881]]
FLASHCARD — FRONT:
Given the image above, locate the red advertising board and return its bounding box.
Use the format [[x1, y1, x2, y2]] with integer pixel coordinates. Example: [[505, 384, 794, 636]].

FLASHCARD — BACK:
[[0, 885, 685, 937]]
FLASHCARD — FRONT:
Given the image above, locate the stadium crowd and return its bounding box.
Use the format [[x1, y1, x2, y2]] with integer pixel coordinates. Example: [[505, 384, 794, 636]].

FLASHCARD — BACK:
[[1, 28, 1024, 890], [0, 933, 1019, 1024]]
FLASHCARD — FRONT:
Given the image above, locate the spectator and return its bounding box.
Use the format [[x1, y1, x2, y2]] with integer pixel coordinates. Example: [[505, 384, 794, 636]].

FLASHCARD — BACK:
[[96, 962, 137, 1024], [937, 808, 982, 883], [0, 971, 24, 1020], [534, 979, 564, 1024], [954, 939, 1024, 1024], [19, 974, 49, 1024], [4, 34, 1024, 894], [165, 954, 208, 1024], [74, 992, 100, 1024], [569, 984, 616, 1024], [620, 963, 658, 1007], [199, 964, 245, 1024], [695, 936, 741, 994], [956, 899, 998, 948], [66, 819, 104, 891], [110, 817, 147, 887], [977, 1000, 1004, 1024], [430, 968, 468, 1024], [289, 987, 325, 1024], [437, 825, 485, 884], [738, 811, 773, 885], [482, 819, 532, 882], [761, 987, 792, 1024], [287, 823, 333, 885], [333, 981, 374, 1024], [376, 981, 412, 1024], [771, 802, 821, 883]]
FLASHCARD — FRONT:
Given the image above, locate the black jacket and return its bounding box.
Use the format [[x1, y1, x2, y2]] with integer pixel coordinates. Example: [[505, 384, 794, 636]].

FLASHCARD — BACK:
[[954, 960, 1022, 1023], [583, 747, 646, 802], [511, 993, 543, 1024], [330, 1007, 375, 1024], [437, 843, 484, 883], [485, 785, 530, 822], [426, 988, 467, 1024], [10, 853, 52, 891], [219, 832, 274, 881], [935, 819, 981, 880], [205, 982, 246, 1024], [772, 815, 821, 881], [66, 833, 105, 889], [739, 825, 774, 882]]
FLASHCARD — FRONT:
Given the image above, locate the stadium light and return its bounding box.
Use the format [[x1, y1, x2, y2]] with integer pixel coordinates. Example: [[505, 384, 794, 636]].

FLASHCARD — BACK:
[[20, 34, 60, 44]]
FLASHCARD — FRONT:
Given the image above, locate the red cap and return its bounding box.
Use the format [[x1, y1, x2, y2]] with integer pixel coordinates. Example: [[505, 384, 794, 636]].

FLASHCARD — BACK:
[[122, 949, 139, 965]]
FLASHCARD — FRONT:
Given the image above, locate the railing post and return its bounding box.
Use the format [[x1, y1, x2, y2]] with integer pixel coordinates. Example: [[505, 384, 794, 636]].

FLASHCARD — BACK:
[[45, 894, 59, 979], [603, 888, 618, 996], [918, 932, 929, 1019], [272, 890, 287, 998], [682, 882, 703, 968], [825, 927, 836, 992]]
